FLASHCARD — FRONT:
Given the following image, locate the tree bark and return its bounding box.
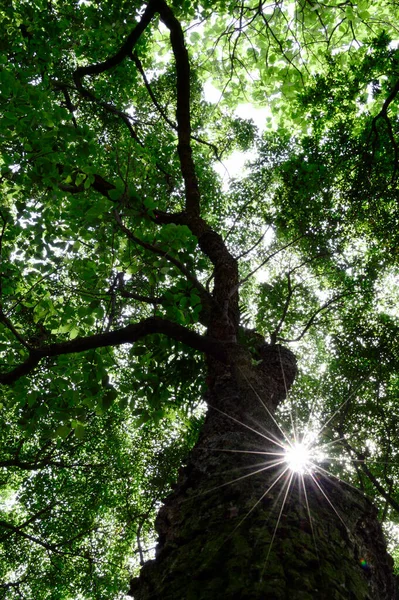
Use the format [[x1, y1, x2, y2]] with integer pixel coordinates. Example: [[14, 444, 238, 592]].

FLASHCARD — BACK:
[[130, 342, 395, 600]]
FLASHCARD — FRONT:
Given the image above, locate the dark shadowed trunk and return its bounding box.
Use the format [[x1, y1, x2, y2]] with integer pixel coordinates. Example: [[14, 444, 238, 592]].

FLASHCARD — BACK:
[[131, 341, 395, 600]]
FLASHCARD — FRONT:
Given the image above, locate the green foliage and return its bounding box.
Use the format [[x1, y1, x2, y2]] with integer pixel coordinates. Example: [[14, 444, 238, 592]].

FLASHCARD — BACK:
[[2, 0, 399, 595], [0, 398, 201, 599]]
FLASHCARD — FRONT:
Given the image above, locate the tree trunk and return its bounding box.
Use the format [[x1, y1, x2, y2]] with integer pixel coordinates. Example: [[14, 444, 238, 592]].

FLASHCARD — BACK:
[[130, 343, 395, 600]]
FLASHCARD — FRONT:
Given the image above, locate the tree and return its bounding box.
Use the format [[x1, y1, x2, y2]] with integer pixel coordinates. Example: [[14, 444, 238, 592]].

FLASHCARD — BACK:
[[1, 0, 399, 597]]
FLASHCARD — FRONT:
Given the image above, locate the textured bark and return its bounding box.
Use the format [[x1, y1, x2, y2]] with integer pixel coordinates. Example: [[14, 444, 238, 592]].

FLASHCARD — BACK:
[[130, 343, 395, 600]]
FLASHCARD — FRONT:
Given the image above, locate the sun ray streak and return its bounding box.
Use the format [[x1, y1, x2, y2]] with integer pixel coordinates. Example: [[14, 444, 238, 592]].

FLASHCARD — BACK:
[[309, 473, 348, 530], [201, 465, 292, 570], [263, 469, 295, 574], [224, 465, 291, 542], [277, 345, 299, 446], [314, 464, 367, 493], [301, 473, 319, 562], [207, 404, 286, 450], [316, 381, 366, 439], [237, 366, 294, 448], [317, 436, 347, 450], [185, 459, 287, 502], [224, 459, 289, 474], [204, 448, 287, 457]]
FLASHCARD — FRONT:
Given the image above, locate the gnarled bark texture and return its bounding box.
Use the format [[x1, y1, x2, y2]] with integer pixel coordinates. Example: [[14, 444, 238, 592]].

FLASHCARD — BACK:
[[130, 343, 395, 600]]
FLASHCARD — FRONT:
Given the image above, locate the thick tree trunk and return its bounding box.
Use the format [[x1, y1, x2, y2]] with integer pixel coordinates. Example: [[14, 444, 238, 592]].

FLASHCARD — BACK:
[[130, 343, 395, 600]]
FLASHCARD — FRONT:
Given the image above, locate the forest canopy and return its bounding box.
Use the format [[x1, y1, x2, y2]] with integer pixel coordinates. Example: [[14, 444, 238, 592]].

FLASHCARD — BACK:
[[1, 0, 399, 597]]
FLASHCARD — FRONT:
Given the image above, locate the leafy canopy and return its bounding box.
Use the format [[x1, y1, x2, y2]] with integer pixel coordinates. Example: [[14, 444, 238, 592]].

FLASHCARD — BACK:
[[2, 0, 399, 597]]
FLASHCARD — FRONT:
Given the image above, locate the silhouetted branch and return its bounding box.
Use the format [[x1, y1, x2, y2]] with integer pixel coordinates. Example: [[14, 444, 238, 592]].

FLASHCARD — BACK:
[[132, 52, 221, 160], [270, 272, 294, 345], [116, 272, 164, 305], [73, 2, 157, 83], [0, 317, 228, 385], [0, 307, 31, 349], [279, 291, 352, 343], [114, 209, 210, 300], [340, 437, 399, 515], [234, 235, 303, 292], [235, 227, 271, 260], [0, 519, 61, 553], [368, 78, 399, 181], [156, 0, 201, 217]]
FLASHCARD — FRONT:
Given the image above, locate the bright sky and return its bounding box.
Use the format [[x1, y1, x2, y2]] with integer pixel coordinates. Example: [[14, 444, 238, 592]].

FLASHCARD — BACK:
[[203, 81, 270, 185]]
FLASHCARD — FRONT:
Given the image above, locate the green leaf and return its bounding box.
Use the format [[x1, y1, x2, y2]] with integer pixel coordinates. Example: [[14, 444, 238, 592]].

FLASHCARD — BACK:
[[55, 425, 70, 439], [74, 423, 85, 439]]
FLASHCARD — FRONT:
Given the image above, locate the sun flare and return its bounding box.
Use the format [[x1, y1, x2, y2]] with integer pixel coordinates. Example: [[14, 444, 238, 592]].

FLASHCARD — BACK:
[[284, 441, 314, 474]]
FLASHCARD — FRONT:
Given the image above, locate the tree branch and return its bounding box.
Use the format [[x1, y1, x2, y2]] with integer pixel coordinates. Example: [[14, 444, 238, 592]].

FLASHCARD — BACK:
[[234, 227, 271, 260], [233, 235, 303, 293], [270, 272, 294, 345], [72, 2, 157, 83], [0, 519, 62, 553], [114, 209, 210, 301], [0, 317, 228, 386], [340, 437, 399, 515], [279, 291, 352, 343], [132, 51, 221, 160], [367, 78, 399, 182], [71, 5, 158, 147], [156, 0, 201, 217], [71, 1, 240, 336], [0, 308, 31, 349]]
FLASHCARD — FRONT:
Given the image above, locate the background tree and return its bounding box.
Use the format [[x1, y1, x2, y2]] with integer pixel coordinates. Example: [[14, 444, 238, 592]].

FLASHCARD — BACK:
[[1, 0, 399, 598]]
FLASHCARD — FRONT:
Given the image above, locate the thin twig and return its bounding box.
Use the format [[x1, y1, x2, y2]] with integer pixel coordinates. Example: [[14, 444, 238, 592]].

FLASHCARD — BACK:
[[114, 209, 209, 300]]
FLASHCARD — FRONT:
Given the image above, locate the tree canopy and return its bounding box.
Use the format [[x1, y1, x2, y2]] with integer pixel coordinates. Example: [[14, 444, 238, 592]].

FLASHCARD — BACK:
[[1, 0, 399, 597]]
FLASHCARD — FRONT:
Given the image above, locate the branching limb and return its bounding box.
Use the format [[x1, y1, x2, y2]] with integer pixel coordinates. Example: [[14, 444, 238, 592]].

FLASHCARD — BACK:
[[132, 51, 175, 129], [367, 78, 399, 181], [233, 235, 303, 293], [379, 78, 399, 116], [59, 85, 78, 128], [270, 272, 294, 345], [132, 51, 221, 160], [269, 253, 330, 343], [0, 216, 32, 348], [72, 2, 157, 83], [340, 437, 399, 515], [0, 307, 31, 349], [0, 518, 62, 554], [235, 227, 270, 260], [156, 0, 201, 217], [0, 578, 27, 592], [71, 0, 240, 335], [116, 272, 164, 305], [0, 316, 228, 386], [223, 198, 256, 243], [0, 210, 8, 260], [114, 209, 210, 302], [71, 75, 142, 143], [71, 5, 157, 145], [279, 291, 353, 343], [0, 456, 102, 470]]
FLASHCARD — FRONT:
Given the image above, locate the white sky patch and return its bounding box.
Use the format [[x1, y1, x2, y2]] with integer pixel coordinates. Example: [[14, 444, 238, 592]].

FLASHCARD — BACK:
[[0, 489, 18, 512], [235, 103, 271, 132], [204, 81, 271, 132], [375, 269, 399, 319], [203, 80, 222, 104], [213, 148, 258, 188], [203, 81, 272, 190]]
